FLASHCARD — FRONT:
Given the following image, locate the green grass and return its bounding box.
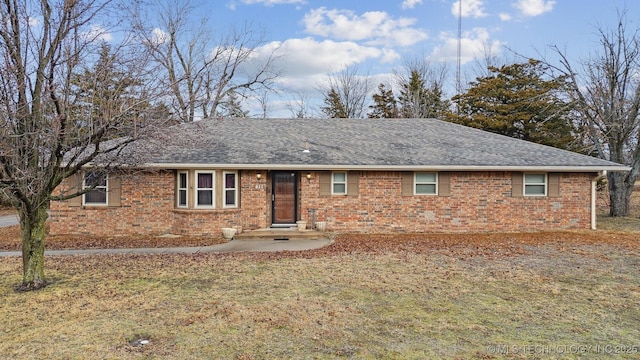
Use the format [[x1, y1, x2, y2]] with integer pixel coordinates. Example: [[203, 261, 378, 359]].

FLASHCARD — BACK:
[[1, 237, 639, 359]]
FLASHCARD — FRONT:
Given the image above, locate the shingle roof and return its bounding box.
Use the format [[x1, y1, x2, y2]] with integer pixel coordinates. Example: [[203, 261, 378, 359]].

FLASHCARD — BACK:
[[142, 118, 629, 171]]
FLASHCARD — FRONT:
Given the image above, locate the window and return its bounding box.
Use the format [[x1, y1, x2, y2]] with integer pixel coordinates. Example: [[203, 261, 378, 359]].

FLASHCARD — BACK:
[[196, 171, 214, 207], [83, 171, 108, 205], [415, 172, 437, 195], [223, 171, 238, 208], [176, 170, 240, 209], [524, 173, 547, 196], [332, 172, 347, 194], [177, 171, 188, 208]]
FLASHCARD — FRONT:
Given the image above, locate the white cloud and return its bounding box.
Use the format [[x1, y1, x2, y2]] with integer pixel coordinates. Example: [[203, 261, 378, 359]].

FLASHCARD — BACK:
[[82, 24, 113, 42], [451, 0, 487, 18], [255, 37, 389, 78], [302, 7, 428, 47], [401, 0, 423, 10], [513, 0, 555, 17], [429, 27, 504, 64], [239, 0, 305, 5], [499, 13, 512, 21], [245, 36, 398, 113], [151, 28, 169, 46], [380, 48, 401, 63], [28, 17, 41, 27]]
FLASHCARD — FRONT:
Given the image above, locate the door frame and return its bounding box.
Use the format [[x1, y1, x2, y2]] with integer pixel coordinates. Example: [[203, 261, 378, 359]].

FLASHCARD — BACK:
[[271, 171, 298, 226]]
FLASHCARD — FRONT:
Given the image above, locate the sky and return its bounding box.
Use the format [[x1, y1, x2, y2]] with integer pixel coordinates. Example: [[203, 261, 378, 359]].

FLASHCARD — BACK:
[[170, 0, 640, 117]]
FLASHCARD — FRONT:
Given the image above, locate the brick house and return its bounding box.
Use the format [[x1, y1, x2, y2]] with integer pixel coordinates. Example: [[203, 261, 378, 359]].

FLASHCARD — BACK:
[[49, 118, 628, 236]]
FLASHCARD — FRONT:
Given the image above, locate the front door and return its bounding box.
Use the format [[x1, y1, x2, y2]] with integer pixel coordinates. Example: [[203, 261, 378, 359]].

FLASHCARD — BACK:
[[272, 172, 297, 225]]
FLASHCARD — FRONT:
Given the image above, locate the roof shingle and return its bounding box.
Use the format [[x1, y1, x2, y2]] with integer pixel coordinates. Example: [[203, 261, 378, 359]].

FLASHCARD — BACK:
[[142, 118, 628, 171]]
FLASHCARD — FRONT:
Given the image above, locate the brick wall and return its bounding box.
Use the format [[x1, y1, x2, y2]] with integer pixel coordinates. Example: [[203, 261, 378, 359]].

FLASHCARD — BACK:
[[49, 169, 595, 236], [49, 171, 176, 236], [300, 171, 594, 232], [49, 170, 269, 236]]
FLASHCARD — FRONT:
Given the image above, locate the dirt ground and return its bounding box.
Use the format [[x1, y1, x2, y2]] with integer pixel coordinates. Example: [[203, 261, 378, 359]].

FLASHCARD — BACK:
[[0, 225, 638, 256]]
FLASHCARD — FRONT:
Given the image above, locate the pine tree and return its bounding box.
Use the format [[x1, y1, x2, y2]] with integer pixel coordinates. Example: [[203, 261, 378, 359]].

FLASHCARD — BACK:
[[368, 83, 398, 118], [218, 91, 248, 118], [320, 88, 348, 118], [398, 70, 425, 118], [71, 44, 165, 137], [397, 70, 450, 118], [422, 82, 450, 119], [446, 59, 576, 150]]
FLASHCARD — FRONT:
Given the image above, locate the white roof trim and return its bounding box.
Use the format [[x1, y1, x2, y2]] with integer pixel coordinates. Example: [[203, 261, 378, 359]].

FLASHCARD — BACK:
[[142, 163, 631, 172]]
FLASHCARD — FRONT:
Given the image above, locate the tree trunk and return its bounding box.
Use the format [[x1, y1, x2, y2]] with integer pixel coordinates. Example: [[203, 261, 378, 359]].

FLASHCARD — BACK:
[[18, 205, 49, 291], [608, 171, 634, 217]]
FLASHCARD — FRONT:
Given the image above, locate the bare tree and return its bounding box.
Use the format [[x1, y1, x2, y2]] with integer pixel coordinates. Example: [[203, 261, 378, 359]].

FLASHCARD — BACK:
[[394, 58, 450, 118], [254, 91, 270, 118], [129, 0, 280, 122], [0, 0, 166, 290], [318, 65, 372, 119], [549, 12, 640, 217], [285, 92, 312, 119], [471, 42, 503, 79]]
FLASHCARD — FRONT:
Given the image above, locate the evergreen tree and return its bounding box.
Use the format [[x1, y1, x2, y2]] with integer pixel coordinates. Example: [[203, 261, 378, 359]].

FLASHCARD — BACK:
[[217, 91, 248, 118], [368, 83, 399, 118], [423, 82, 450, 119], [71, 44, 166, 137], [446, 59, 576, 150], [317, 65, 371, 119], [397, 70, 450, 118], [320, 88, 348, 118]]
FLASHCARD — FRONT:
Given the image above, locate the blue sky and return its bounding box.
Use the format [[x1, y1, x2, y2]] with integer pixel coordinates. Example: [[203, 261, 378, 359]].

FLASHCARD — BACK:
[[165, 0, 640, 117]]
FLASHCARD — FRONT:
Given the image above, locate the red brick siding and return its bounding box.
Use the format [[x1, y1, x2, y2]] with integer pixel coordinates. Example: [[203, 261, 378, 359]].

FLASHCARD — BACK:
[[49, 170, 268, 236], [239, 170, 271, 231], [300, 171, 593, 232], [49, 170, 595, 236], [49, 171, 175, 236]]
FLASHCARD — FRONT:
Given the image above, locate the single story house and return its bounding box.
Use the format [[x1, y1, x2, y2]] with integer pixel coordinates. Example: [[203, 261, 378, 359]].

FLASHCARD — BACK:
[[49, 118, 629, 236]]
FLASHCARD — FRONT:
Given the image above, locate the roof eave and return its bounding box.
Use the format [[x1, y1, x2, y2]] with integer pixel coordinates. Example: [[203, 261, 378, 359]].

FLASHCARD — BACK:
[[142, 163, 631, 172]]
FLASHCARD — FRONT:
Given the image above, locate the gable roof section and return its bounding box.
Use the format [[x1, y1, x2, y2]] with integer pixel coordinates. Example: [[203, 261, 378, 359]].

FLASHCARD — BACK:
[[142, 118, 629, 172]]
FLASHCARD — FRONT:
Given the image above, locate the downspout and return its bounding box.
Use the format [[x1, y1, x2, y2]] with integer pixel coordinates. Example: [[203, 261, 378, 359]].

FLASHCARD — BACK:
[[591, 171, 607, 230]]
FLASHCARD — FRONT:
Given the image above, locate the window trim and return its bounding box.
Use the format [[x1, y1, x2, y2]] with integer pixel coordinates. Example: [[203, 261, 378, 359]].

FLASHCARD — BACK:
[[195, 171, 215, 208], [222, 171, 238, 208], [414, 172, 438, 195], [177, 171, 189, 208], [331, 171, 347, 195], [82, 170, 108, 206], [524, 173, 547, 197]]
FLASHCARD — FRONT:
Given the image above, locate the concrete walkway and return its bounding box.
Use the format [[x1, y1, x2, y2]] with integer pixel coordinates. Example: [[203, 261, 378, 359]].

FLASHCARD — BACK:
[[0, 238, 333, 257], [0, 214, 18, 227], [0, 213, 332, 256]]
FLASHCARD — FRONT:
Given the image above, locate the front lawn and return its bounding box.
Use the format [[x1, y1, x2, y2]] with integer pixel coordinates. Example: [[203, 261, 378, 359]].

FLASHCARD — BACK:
[[1, 232, 638, 359]]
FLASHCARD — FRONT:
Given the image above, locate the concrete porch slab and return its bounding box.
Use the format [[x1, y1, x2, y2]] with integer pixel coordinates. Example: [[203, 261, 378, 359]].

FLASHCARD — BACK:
[[233, 228, 326, 240]]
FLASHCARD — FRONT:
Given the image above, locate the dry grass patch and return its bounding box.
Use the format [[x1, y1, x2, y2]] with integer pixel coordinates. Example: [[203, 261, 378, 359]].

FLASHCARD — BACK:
[[597, 188, 640, 231], [1, 233, 639, 359]]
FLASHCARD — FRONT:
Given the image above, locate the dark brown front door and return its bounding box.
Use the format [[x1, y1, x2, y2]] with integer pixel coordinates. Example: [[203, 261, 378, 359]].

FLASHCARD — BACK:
[[272, 172, 297, 224]]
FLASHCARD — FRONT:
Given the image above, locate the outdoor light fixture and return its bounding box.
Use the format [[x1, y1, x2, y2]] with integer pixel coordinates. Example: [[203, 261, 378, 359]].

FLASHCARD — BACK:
[[306, 173, 312, 182], [256, 173, 262, 181]]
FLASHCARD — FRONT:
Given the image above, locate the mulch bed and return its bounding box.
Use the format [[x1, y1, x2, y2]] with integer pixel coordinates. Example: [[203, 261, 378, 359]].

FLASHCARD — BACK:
[[1, 223, 638, 259], [0, 225, 226, 251]]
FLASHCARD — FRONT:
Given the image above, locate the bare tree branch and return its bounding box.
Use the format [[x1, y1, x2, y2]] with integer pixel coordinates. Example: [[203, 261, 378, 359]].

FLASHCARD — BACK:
[[0, 0, 169, 290], [128, 0, 280, 122], [544, 10, 640, 216]]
